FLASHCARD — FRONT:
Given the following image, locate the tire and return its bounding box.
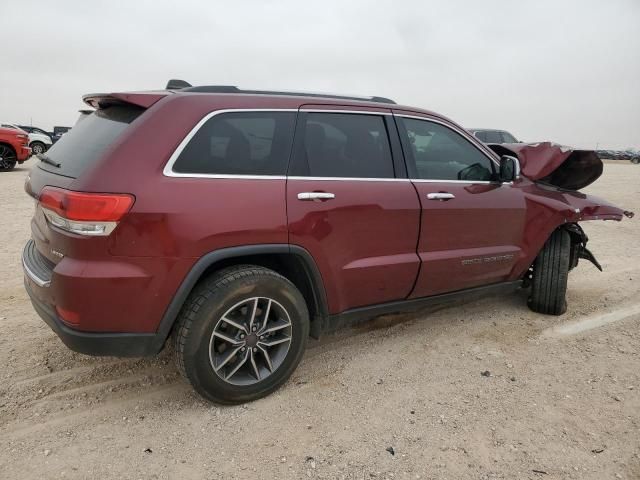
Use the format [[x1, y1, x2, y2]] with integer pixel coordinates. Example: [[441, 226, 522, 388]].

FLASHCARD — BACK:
[[30, 141, 46, 155], [0, 144, 17, 171], [173, 265, 309, 404], [528, 229, 571, 315]]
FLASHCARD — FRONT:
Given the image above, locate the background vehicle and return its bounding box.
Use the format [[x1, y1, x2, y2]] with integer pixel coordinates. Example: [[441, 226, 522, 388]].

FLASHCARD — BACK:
[[22, 82, 632, 404], [50, 126, 71, 144], [2, 123, 52, 155], [0, 127, 31, 171], [469, 128, 519, 144]]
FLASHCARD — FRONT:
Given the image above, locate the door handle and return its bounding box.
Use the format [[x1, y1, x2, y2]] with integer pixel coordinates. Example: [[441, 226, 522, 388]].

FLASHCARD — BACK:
[[297, 192, 336, 201], [427, 192, 455, 201]]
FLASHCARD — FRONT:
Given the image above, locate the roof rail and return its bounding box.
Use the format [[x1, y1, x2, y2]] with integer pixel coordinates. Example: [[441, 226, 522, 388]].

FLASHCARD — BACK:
[[165, 80, 395, 104]]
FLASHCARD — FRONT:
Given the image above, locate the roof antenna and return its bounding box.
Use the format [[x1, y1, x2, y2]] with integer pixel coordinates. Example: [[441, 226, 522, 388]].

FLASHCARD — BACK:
[[166, 79, 192, 90]]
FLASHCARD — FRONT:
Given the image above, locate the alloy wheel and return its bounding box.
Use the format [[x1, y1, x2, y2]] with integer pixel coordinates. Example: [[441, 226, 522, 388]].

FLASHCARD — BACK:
[[208, 297, 293, 386], [0, 145, 17, 170]]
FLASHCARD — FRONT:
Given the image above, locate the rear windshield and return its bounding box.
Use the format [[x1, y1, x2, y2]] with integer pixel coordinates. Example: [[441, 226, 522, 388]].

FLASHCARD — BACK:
[[40, 105, 143, 178]]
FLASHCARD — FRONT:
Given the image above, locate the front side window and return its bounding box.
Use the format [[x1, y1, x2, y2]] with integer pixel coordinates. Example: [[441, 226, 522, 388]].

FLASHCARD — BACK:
[[399, 118, 495, 182], [172, 111, 296, 175], [293, 113, 394, 178]]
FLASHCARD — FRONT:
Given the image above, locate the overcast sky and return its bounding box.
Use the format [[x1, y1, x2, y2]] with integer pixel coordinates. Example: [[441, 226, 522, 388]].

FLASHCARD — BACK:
[[1, 0, 638, 149]]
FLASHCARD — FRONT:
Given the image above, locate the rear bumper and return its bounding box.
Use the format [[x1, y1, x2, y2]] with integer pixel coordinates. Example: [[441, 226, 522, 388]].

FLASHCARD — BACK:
[[24, 279, 162, 357]]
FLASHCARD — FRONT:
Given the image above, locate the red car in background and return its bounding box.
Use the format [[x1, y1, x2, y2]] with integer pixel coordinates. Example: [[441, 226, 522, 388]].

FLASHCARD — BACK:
[[0, 126, 31, 171]]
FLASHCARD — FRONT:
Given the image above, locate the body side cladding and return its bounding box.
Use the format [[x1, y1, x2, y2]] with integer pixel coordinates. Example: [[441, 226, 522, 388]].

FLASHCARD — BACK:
[[324, 281, 522, 332], [151, 244, 329, 353]]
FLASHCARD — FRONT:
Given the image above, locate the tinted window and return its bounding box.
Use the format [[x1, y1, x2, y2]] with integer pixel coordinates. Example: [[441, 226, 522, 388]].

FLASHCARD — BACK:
[[173, 112, 295, 175], [400, 118, 494, 181], [40, 105, 144, 178], [484, 131, 502, 143], [500, 131, 518, 143], [294, 113, 394, 178]]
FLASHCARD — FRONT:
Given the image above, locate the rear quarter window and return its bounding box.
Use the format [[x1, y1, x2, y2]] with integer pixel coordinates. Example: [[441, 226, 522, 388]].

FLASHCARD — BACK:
[[171, 111, 296, 176], [40, 105, 144, 178]]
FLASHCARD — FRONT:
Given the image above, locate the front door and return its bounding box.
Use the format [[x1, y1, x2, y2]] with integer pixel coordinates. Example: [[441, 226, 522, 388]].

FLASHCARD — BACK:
[[394, 113, 526, 298], [286, 107, 421, 314]]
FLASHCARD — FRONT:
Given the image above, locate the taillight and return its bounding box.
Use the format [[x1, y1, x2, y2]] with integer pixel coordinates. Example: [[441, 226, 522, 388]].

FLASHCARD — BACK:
[[17, 134, 28, 144], [39, 187, 134, 236]]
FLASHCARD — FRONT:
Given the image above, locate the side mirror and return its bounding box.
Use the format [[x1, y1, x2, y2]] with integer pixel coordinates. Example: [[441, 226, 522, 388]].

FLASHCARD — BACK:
[[499, 155, 520, 182]]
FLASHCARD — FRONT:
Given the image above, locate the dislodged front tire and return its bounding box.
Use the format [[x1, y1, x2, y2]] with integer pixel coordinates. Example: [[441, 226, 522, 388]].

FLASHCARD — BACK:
[[173, 265, 309, 404], [528, 229, 571, 315]]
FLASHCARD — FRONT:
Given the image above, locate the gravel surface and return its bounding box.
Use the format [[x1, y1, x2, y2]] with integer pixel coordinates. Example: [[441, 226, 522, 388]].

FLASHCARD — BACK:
[[1, 159, 639, 479]]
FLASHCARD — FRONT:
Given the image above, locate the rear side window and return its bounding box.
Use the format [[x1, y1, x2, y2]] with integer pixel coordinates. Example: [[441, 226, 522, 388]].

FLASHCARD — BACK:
[[399, 118, 495, 182], [172, 112, 296, 175], [41, 105, 144, 178], [292, 113, 394, 178]]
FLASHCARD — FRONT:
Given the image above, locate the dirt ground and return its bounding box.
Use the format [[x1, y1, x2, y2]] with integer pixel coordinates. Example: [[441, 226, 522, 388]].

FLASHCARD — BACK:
[[1, 159, 638, 480]]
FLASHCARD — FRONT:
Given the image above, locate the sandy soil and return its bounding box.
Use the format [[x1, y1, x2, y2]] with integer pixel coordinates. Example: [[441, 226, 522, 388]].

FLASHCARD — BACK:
[[1, 159, 639, 480]]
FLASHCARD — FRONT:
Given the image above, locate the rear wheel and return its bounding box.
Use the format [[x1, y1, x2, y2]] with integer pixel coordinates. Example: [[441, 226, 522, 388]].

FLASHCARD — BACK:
[[528, 229, 571, 315], [173, 265, 309, 404], [0, 144, 17, 171]]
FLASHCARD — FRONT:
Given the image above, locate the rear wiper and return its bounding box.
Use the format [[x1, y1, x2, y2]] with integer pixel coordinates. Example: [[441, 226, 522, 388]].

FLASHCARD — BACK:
[[37, 153, 61, 168]]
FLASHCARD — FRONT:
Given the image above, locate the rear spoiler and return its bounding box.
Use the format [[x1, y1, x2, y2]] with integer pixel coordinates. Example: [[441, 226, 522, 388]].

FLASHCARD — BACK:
[[82, 91, 170, 109]]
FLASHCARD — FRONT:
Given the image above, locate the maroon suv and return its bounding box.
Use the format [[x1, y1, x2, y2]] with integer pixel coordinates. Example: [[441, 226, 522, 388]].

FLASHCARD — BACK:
[[22, 81, 632, 403]]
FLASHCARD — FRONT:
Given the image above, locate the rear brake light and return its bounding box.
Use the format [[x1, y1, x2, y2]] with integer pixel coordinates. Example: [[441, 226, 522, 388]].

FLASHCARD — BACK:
[[39, 187, 134, 236], [56, 306, 80, 326]]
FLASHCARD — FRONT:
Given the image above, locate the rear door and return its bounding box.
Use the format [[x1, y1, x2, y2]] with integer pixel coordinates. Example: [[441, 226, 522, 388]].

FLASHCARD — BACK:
[[395, 113, 526, 298], [286, 106, 421, 314]]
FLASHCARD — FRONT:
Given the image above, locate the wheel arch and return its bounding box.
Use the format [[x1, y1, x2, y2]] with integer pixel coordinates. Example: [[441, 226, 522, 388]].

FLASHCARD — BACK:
[[0, 142, 16, 154], [152, 244, 328, 352]]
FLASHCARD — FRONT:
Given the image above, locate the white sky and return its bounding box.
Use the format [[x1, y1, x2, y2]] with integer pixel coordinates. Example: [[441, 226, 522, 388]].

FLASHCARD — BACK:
[[1, 0, 638, 149]]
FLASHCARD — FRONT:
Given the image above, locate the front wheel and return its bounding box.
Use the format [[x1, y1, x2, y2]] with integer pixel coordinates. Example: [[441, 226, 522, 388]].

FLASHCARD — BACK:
[[528, 229, 571, 315], [173, 265, 309, 404]]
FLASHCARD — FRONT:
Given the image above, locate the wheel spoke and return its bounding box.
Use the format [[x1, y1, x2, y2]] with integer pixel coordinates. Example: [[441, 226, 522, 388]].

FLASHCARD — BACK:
[[260, 299, 272, 331], [221, 316, 248, 334], [214, 346, 243, 372], [259, 336, 291, 347], [212, 330, 243, 345], [260, 319, 291, 335], [225, 349, 249, 380], [257, 345, 273, 372], [248, 298, 259, 330], [249, 350, 261, 380]]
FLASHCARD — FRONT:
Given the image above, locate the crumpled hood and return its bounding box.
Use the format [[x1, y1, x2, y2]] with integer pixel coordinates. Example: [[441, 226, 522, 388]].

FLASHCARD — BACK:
[[489, 142, 603, 190]]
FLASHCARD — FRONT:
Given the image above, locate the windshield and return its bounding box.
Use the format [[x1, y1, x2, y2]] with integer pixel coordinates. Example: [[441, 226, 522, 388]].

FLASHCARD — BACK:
[[39, 105, 144, 178]]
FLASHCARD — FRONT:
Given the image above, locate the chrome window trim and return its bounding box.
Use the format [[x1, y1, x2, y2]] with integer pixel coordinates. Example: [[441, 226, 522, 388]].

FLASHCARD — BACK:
[[393, 113, 501, 168], [411, 178, 497, 185], [288, 176, 407, 182], [300, 109, 391, 115], [163, 108, 506, 185], [163, 108, 298, 178]]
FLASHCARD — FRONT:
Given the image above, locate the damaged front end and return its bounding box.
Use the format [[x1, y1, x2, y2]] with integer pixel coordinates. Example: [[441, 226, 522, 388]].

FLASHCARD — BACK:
[[489, 141, 603, 190], [495, 142, 634, 283]]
